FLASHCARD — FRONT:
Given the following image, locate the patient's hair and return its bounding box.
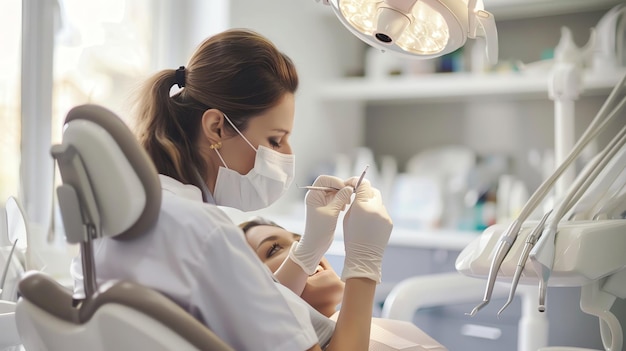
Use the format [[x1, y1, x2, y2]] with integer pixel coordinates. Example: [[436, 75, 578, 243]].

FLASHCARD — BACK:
[[239, 216, 283, 233], [238, 216, 301, 241], [133, 29, 298, 189]]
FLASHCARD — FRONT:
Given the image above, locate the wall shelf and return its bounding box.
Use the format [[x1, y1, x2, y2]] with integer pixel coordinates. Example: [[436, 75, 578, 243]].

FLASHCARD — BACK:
[[317, 69, 626, 104], [483, 0, 623, 20]]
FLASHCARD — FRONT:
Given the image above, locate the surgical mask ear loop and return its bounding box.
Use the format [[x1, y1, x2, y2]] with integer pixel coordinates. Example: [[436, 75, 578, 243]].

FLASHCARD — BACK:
[[222, 113, 257, 151], [210, 113, 257, 169]]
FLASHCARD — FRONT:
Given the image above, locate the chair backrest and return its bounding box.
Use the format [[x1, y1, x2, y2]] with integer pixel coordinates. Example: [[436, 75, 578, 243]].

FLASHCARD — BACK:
[[15, 104, 234, 351], [16, 271, 234, 351]]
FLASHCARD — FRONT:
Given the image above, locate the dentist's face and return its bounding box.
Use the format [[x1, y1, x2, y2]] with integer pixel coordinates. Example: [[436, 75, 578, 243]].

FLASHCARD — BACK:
[[218, 93, 294, 176], [245, 224, 344, 317]]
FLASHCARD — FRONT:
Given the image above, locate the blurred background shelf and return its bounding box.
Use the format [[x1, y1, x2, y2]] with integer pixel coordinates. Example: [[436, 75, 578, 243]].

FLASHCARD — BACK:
[[317, 69, 626, 104]]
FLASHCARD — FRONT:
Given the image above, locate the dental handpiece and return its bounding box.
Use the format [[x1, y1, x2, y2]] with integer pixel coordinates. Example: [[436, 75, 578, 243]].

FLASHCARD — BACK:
[[497, 210, 552, 317], [466, 219, 522, 317]]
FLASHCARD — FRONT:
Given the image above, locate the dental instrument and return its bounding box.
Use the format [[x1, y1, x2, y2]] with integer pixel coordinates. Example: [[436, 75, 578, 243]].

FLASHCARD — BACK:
[[298, 164, 369, 192], [529, 124, 626, 313], [467, 72, 626, 317], [298, 185, 341, 191], [354, 164, 369, 193], [497, 210, 552, 317]]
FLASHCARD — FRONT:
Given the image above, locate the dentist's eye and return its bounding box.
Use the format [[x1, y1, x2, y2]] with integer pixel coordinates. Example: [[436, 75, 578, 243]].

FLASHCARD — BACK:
[[269, 139, 281, 149]]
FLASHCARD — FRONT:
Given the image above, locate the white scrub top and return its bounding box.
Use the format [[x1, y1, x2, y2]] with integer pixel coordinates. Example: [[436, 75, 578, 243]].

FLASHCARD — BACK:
[[71, 175, 322, 351]]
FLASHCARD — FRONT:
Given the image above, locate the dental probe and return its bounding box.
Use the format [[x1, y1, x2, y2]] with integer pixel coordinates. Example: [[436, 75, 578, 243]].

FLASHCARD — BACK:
[[354, 165, 369, 193], [298, 185, 341, 191], [497, 210, 552, 317], [468, 73, 626, 317], [297, 165, 369, 192]]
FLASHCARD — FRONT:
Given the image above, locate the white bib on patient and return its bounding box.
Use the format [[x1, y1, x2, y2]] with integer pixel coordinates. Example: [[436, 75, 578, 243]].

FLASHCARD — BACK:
[[273, 283, 335, 348]]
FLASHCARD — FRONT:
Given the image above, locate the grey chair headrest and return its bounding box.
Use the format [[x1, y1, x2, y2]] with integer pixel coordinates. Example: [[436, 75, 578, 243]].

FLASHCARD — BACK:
[[55, 104, 161, 241]]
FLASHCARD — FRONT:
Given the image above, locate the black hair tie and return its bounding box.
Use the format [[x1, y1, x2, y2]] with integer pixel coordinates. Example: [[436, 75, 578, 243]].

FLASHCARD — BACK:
[[175, 66, 186, 88]]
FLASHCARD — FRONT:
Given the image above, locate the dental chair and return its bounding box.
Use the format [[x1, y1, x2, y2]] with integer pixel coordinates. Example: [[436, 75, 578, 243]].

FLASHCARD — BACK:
[[14, 104, 234, 351]]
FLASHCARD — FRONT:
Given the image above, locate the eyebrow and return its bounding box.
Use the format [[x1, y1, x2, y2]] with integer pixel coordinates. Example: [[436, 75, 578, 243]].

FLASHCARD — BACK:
[[256, 235, 280, 250], [272, 128, 290, 135]]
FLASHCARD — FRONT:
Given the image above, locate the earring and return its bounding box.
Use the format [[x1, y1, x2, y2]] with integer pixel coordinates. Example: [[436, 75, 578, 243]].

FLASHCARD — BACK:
[[209, 141, 222, 150]]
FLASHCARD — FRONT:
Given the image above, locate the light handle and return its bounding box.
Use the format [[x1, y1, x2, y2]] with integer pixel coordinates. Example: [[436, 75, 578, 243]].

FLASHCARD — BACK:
[[476, 10, 498, 64]]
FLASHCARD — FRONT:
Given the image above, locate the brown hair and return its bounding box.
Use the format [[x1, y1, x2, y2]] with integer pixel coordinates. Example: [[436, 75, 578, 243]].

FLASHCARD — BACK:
[[238, 216, 301, 241], [239, 216, 284, 234], [133, 29, 298, 188]]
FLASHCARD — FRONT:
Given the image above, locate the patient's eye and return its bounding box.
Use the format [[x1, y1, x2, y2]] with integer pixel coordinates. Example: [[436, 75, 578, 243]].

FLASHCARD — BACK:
[[266, 242, 281, 258]]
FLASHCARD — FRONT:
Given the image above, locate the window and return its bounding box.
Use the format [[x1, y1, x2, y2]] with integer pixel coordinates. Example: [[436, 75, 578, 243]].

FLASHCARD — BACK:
[[53, 0, 155, 141], [0, 0, 21, 203]]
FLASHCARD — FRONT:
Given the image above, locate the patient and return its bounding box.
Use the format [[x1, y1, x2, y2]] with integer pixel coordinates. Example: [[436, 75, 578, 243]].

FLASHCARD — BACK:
[[240, 217, 448, 351], [240, 217, 344, 317]]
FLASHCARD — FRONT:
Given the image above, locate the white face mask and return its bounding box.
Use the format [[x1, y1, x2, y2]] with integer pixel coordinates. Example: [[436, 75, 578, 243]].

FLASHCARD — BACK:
[[212, 114, 295, 211]]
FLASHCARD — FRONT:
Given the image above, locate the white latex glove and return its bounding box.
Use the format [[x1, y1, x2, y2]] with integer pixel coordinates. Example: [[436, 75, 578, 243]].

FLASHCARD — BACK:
[[342, 179, 393, 283], [289, 175, 354, 275]]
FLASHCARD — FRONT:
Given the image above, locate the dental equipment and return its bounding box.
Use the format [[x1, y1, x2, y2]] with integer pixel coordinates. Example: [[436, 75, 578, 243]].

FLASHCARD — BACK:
[[15, 104, 235, 351], [592, 184, 626, 220], [528, 124, 626, 313], [499, 125, 626, 316], [298, 164, 369, 192], [497, 210, 552, 317], [467, 72, 626, 317], [323, 0, 498, 64], [566, 149, 626, 221], [354, 164, 369, 193], [0, 240, 18, 299], [298, 186, 341, 191]]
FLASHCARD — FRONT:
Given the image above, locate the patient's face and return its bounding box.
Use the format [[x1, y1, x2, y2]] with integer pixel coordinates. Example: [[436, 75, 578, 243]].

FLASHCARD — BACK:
[[245, 224, 344, 316]]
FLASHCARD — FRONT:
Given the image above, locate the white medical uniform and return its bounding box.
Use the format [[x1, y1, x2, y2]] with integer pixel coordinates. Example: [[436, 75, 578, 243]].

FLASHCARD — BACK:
[[71, 175, 327, 351]]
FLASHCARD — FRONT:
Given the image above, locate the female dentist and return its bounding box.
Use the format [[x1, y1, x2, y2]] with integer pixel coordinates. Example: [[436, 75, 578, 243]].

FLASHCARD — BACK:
[[71, 28, 393, 351]]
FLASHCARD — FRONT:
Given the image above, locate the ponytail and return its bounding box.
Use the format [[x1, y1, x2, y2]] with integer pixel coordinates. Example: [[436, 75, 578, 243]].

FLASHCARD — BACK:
[[133, 70, 206, 187]]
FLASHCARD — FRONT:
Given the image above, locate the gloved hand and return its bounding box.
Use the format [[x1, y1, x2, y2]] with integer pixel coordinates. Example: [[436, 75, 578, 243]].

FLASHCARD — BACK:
[[288, 175, 354, 275], [341, 179, 393, 283]]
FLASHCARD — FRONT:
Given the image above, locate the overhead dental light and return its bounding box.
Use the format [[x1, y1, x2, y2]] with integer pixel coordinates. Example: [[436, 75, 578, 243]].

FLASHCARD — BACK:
[[324, 0, 499, 64]]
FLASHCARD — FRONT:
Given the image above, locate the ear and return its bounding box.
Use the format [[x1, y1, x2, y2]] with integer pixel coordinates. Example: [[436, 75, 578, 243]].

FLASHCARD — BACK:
[[200, 109, 224, 144]]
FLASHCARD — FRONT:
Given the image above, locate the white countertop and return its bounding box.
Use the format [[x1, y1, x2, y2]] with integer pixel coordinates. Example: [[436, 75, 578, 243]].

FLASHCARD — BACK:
[[326, 227, 481, 256], [267, 215, 481, 254], [222, 208, 482, 255]]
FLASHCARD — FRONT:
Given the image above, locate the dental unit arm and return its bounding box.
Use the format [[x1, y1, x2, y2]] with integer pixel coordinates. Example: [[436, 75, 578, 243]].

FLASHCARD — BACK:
[[527, 124, 626, 314], [567, 151, 626, 221], [466, 72, 626, 317], [501, 123, 626, 317]]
